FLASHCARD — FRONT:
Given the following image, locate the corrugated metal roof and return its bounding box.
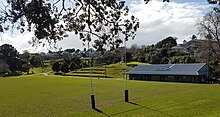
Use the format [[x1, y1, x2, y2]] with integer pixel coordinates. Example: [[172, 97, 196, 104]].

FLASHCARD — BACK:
[[126, 63, 207, 76]]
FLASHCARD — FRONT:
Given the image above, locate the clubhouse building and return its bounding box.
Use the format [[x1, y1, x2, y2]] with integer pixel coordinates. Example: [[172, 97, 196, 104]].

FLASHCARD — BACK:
[[126, 63, 211, 83]]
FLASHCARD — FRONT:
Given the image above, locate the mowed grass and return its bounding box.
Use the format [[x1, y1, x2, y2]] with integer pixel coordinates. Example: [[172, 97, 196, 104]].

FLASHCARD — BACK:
[[0, 75, 220, 117]]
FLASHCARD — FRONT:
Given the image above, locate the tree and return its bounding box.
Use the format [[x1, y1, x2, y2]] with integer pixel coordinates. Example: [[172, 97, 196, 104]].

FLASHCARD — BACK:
[[161, 57, 169, 64], [208, 0, 219, 4], [6, 57, 22, 72], [69, 56, 81, 71], [0, 44, 21, 72], [29, 54, 43, 67], [191, 35, 197, 40], [185, 56, 195, 63], [0, 60, 10, 74], [197, 9, 220, 61], [60, 62, 69, 74], [150, 54, 160, 64], [20, 50, 30, 62], [129, 44, 139, 54], [52, 61, 60, 73], [155, 36, 177, 49], [22, 63, 32, 74], [64, 48, 75, 53], [0, 0, 139, 52], [96, 51, 121, 65], [0, 44, 18, 60], [125, 52, 132, 62], [69, 62, 77, 71]]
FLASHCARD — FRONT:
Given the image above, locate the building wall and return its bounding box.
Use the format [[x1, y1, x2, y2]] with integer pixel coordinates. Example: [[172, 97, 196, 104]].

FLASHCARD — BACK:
[[129, 74, 206, 83]]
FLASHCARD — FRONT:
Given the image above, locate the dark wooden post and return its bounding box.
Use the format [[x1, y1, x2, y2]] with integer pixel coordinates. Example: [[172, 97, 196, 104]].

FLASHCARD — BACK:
[[91, 94, 95, 109], [125, 90, 129, 102]]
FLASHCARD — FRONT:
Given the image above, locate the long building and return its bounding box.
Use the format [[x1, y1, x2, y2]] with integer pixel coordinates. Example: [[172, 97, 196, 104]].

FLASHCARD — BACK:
[[126, 63, 211, 83]]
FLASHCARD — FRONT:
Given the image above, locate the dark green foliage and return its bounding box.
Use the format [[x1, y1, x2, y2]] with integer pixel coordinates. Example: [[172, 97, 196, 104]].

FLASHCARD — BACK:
[[159, 48, 168, 58], [161, 57, 169, 64], [210, 61, 220, 77], [155, 36, 177, 49], [69, 56, 81, 71], [52, 61, 60, 73], [96, 51, 121, 65], [22, 63, 32, 74], [208, 0, 219, 4], [0, 44, 22, 72], [64, 48, 75, 53], [168, 51, 188, 57], [1, 0, 139, 51], [191, 35, 197, 39], [6, 57, 22, 72], [69, 62, 77, 71], [184, 56, 196, 63], [150, 55, 160, 64], [29, 54, 42, 67], [169, 56, 195, 64], [60, 62, 69, 74], [20, 50, 30, 62], [0, 44, 18, 59], [124, 52, 132, 63]]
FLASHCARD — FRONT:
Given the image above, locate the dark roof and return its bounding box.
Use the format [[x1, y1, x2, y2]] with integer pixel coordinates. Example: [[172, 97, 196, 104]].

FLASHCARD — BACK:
[[126, 63, 207, 76]]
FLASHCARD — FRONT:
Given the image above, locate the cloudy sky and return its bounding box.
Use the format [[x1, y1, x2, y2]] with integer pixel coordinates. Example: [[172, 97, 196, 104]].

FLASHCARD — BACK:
[[0, 0, 214, 53]]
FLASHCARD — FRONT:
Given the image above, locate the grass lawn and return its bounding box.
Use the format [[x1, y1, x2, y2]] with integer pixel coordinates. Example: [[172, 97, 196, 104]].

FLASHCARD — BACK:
[[66, 63, 132, 79], [0, 74, 220, 117]]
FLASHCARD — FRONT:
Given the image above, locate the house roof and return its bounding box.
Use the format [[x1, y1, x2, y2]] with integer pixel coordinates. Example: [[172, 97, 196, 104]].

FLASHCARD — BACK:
[[126, 63, 207, 76]]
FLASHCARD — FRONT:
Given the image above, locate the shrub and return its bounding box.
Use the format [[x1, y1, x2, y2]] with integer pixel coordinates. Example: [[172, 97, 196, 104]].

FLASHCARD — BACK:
[[52, 61, 60, 73], [60, 62, 69, 74]]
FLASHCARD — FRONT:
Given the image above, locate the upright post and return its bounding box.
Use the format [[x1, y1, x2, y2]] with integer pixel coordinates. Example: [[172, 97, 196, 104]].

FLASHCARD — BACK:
[[88, 41, 95, 109], [125, 89, 129, 102], [91, 94, 95, 109], [124, 39, 129, 102]]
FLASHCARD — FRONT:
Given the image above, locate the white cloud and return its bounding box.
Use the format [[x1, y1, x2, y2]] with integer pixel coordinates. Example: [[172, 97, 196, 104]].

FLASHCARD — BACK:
[[0, 31, 85, 53], [127, 0, 212, 46], [0, 1, 213, 53], [0, 32, 35, 53]]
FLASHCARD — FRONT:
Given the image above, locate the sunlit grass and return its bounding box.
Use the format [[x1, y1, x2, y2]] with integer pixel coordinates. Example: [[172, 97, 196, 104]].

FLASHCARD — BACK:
[[0, 74, 220, 117], [127, 61, 150, 66]]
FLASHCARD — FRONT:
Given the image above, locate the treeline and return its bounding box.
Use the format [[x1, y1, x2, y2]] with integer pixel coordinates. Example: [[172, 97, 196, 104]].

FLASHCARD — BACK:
[[0, 44, 44, 76], [96, 36, 195, 65], [51, 56, 82, 75]]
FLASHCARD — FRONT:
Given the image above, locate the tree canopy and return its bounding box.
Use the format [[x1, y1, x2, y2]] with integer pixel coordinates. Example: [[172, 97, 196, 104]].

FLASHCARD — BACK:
[[0, 0, 217, 52], [0, 0, 140, 51], [0, 44, 18, 59], [155, 36, 177, 49], [197, 0, 220, 62]]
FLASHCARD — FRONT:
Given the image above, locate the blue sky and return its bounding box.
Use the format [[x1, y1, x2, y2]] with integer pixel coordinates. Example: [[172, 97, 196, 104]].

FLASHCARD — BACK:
[[0, 0, 215, 53], [171, 0, 208, 3], [126, 0, 209, 4]]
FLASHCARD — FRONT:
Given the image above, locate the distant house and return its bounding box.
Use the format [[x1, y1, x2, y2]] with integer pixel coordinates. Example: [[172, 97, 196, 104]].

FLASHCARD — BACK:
[[172, 38, 219, 56], [171, 44, 186, 52], [126, 63, 211, 83]]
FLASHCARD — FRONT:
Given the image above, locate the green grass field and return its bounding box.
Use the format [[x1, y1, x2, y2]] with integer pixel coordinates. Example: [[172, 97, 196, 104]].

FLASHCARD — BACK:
[[1, 74, 220, 117]]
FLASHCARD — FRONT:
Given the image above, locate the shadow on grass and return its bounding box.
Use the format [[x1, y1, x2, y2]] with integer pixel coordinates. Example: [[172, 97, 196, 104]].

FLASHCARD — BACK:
[[126, 101, 173, 117], [93, 108, 110, 117], [93, 102, 173, 117]]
